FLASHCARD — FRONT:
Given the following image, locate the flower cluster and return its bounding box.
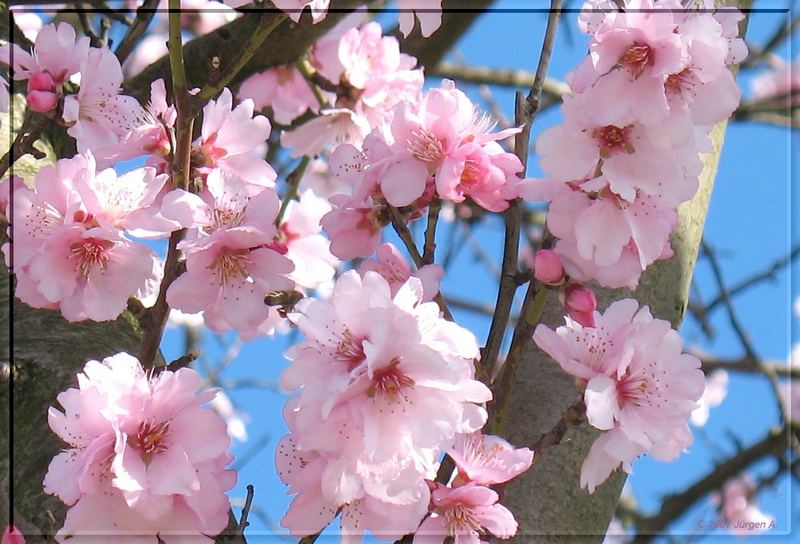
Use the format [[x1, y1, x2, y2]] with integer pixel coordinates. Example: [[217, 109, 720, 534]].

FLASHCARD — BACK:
[[414, 433, 533, 543], [43, 353, 236, 542], [277, 271, 492, 541], [281, 20, 425, 157], [521, 0, 745, 289], [533, 299, 704, 493], [5, 154, 165, 321], [320, 79, 523, 259]]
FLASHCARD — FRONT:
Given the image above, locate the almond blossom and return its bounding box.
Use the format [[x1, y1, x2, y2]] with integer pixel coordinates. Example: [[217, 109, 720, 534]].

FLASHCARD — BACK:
[[414, 483, 518, 544], [712, 475, 775, 535], [533, 299, 704, 493], [448, 432, 534, 486], [277, 271, 491, 541], [162, 170, 294, 336], [4, 22, 88, 87], [5, 154, 164, 321], [44, 352, 236, 542], [63, 47, 150, 155]]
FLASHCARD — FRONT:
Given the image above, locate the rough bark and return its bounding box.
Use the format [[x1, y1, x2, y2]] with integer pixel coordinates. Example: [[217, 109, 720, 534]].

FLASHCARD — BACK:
[[500, 3, 750, 541]]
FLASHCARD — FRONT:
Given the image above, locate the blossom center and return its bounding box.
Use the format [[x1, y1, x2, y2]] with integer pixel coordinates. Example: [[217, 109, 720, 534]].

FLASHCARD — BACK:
[[211, 248, 250, 284], [368, 359, 415, 401], [336, 329, 367, 370], [665, 68, 694, 96], [444, 504, 484, 536], [129, 419, 170, 456], [70, 238, 113, 277], [619, 43, 653, 78], [407, 128, 445, 164], [593, 125, 635, 158], [617, 362, 666, 409]]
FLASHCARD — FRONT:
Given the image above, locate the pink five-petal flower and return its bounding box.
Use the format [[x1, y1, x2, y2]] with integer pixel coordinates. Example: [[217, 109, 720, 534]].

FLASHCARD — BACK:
[[195, 88, 276, 186], [63, 47, 150, 154], [414, 484, 519, 543], [44, 353, 235, 541], [448, 432, 534, 486]]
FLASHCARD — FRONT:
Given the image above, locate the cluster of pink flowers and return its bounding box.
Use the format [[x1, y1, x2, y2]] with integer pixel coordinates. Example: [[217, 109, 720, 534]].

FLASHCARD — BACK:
[[320, 79, 523, 259], [533, 299, 704, 493], [43, 353, 235, 542], [521, 0, 745, 289], [414, 433, 533, 543], [281, 20, 425, 157], [4, 154, 165, 321], [277, 271, 498, 541]]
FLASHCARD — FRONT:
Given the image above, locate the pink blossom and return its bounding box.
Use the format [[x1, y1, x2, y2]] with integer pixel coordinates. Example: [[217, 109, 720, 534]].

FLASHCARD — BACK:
[[279, 189, 339, 291], [6, 22, 89, 84], [413, 483, 519, 543], [533, 249, 564, 285], [712, 475, 775, 535], [238, 65, 320, 125], [397, 0, 443, 38], [1, 526, 25, 544], [562, 283, 598, 328], [320, 194, 386, 260], [278, 272, 491, 539], [7, 155, 162, 321], [272, 0, 330, 23], [281, 108, 372, 158], [373, 80, 521, 209], [751, 57, 800, 106], [26, 71, 58, 112], [63, 47, 150, 155], [123, 33, 168, 77], [163, 171, 294, 335], [358, 243, 443, 301], [533, 299, 704, 493], [44, 352, 235, 542], [195, 88, 276, 186], [298, 158, 354, 199], [448, 432, 533, 486]]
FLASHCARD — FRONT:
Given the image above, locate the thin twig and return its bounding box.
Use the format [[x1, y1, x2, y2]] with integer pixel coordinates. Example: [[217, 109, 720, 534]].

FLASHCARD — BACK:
[[276, 156, 311, 226], [422, 198, 441, 265], [115, 0, 159, 65], [702, 241, 790, 425], [237, 485, 255, 535], [481, 0, 562, 380], [388, 205, 454, 322], [0, 113, 46, 178]]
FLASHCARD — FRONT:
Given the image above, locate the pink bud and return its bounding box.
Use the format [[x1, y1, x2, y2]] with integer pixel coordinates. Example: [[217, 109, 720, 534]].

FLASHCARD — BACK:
[[28, 72, 56, 92], [2, 526, 25, 544], [533, 249, 564, 285], [27, 90, 58, 113], [563, 283, 597, 328]]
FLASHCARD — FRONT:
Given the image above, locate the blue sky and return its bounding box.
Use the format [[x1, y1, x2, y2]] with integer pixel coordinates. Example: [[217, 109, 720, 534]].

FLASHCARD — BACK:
[[106, 0, 798, 541]]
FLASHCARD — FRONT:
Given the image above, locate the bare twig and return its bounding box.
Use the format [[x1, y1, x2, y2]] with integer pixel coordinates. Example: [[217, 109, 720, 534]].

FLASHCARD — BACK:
[[632, 427, 789, 539], [0, 112, 46, 179], [114, 0, 159, 65], [237, 485, 255, 535], [422, 198, 441, 265], [702, 241, 790, 424], [481, 0, 562, 380]]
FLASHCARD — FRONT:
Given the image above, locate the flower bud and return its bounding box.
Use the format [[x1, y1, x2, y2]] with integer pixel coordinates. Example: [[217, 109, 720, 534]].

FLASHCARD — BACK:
[[28, 72, 56, 92], [2, 526, 26, 544], [562, 283, 597, 327], [533, 249, 564, 285], [27, 90, 58, 113]]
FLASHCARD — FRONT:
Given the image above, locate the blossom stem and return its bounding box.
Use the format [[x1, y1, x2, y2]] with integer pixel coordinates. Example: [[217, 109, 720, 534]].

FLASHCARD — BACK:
[[275, 155, 311, 226], [196, 12, 288, 105], [296, 58, 332, 110], [237, 484, 255, 535], [422, 198, 441, 265], [481, 0, 562, 380], [388, 205, 455, 322]]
